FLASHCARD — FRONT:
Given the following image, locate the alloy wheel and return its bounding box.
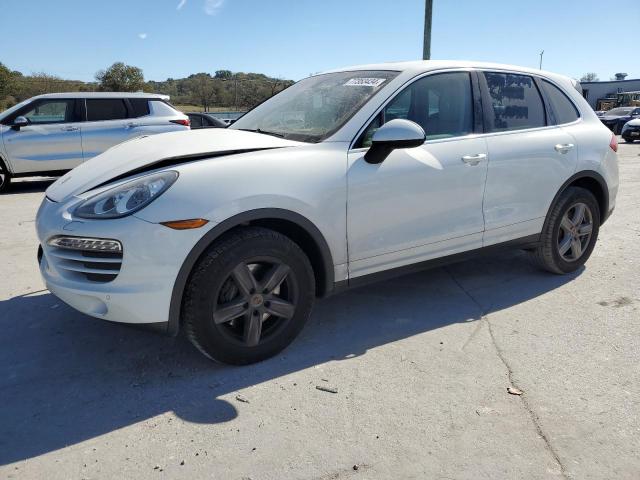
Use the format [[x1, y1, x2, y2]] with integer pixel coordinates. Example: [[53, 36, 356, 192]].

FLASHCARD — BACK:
[[212, 259, 298, 347], [557, 202, 593, 262]]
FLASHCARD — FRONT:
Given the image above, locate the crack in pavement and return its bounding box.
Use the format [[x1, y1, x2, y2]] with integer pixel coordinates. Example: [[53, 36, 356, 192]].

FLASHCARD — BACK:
[[444, 267, 569, 479]]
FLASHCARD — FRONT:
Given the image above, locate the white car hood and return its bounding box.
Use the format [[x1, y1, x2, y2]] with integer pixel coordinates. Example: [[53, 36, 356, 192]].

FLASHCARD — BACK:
[[46, 128, 303, 202], [625, 118, 640, 127]]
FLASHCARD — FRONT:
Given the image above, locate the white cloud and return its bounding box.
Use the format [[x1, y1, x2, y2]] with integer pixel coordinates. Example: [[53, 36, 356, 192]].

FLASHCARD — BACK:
[[177, 0, 187, 10], [203, 0, 225, 15], [138, 33, 148, 39]]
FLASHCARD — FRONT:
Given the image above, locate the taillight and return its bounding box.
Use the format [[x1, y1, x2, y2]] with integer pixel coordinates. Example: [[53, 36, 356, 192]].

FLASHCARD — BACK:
[[171, 119, 190, 127], [609, 134, 618, 152]]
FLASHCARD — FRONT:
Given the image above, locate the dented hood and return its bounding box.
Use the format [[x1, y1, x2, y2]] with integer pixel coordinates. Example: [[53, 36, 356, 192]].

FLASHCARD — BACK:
[[45, 128, 303, 202]]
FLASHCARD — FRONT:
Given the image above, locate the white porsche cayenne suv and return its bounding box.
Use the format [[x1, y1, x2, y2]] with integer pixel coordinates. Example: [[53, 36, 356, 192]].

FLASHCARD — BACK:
[[36, 61, 619, 365]]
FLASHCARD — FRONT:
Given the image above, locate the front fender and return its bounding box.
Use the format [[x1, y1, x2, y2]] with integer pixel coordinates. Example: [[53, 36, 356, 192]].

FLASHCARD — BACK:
[[165, 208, 336, 336]]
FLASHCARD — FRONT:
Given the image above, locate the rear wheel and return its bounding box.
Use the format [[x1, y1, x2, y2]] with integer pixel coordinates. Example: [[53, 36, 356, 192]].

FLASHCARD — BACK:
[[529, 187, 600, 274], [183, 227, 315, 365]]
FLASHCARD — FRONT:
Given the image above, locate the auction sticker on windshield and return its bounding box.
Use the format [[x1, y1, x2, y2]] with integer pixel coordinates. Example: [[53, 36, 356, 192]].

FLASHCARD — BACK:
[[344, 78, 387, 87]]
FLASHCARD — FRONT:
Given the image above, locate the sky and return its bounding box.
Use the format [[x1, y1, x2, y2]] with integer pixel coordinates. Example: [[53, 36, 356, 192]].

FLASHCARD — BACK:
[[1, 0, 638, 83]]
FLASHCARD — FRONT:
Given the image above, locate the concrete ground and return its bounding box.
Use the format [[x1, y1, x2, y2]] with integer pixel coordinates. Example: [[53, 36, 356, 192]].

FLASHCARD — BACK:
[[1, 141, 638, 480]]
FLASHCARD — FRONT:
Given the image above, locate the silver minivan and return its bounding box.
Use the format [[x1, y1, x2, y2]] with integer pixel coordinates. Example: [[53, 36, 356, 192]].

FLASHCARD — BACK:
[[0, 92, 189, 192]]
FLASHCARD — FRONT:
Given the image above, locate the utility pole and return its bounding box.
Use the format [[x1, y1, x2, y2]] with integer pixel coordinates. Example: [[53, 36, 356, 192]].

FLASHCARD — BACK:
[[423, 0, 433, 60], [539, 50, 544, 70]]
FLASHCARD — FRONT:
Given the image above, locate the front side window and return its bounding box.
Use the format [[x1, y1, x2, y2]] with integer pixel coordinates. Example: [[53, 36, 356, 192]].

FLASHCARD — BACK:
[[230, 70, 399, 143], [540, 80, 580, 125], [358, 72, 474, 147], [483, 72, 545, 132], [86, 99, 129, 121], [23, 100, 74, 124]]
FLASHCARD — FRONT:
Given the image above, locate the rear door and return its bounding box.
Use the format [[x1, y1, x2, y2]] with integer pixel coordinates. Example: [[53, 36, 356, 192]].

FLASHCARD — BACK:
[[479, 71, 578, 246], [80, 98, 132, 160], [2, 99, 83, 173]]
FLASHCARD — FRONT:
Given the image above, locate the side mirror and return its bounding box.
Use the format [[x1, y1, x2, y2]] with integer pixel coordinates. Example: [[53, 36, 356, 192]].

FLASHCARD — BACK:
[[11, 116, 29, 131], [364, 119, 426, 164]]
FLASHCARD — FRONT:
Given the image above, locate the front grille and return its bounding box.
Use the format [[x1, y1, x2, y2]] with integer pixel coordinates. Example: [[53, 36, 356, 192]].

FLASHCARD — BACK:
[[47, 245, 123, 283]]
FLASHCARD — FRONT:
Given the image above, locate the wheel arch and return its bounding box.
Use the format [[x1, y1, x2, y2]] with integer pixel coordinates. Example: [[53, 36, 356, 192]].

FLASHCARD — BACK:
[[167, 208, 335, 336], [544, 171, 609, 234], [0, 152, 11, 174]]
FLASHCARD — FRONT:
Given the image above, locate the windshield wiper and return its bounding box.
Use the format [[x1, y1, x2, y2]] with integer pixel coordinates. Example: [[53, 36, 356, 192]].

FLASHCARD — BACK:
[[238, 128, 286, 138]]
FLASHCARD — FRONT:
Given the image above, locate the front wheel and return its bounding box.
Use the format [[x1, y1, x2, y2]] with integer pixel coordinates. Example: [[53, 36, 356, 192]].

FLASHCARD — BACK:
[[624, 137, 635, 143], [0, 163, 11, 193], [183, 227, 315, 365], [529, 187, 600, 274]]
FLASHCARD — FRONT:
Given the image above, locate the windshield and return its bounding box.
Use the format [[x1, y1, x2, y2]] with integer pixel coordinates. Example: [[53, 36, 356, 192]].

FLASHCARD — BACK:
[[230, 70, 399, 143], [606, 107, 633, 116], [0, 98, 32, 122]]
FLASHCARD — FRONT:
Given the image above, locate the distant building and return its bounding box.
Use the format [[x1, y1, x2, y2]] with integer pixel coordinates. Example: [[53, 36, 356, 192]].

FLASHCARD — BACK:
[[580, 78, 640, 110]]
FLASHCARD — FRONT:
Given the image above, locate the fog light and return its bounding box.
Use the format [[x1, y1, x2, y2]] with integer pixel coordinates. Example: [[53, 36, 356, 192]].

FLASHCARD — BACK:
[[47, 236, 122, 252]]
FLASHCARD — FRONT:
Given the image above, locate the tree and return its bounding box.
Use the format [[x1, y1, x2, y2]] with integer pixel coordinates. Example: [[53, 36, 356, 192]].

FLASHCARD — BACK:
[[215, 70, 232, 79], [95, 62, 144, 91], [189, 73, 218, 111], [614, 73, 628, 81], [29, 72, 62, 94], [0, 62, 16, 99], [580, 73, 599, 82]]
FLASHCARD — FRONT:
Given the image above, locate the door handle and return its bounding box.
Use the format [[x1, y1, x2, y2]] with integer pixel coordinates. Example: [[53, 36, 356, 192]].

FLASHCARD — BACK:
[[125, 122, 139, 129], [61, 126, 79, 132], [554, 143, 574, 154], [461, 153, 487, 166]]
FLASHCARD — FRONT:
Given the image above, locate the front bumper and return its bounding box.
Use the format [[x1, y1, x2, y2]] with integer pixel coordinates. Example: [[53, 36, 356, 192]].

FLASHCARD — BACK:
[[36, 197, 210, 327], [622, 125, 640, 138]]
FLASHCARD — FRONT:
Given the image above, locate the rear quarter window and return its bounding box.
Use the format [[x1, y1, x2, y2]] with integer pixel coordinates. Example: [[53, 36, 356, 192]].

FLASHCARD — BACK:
[[540, 80, 580, 125], [150, 100, 179, 117], [129, 98, 151, 117]]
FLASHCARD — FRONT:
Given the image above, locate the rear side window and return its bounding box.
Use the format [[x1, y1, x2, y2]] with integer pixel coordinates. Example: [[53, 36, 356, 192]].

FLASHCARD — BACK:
[[189, 114, 203, 128], [483, 72, 545, 132], [540, 80, 580, 125], [86, 99, 129, 121], [129, 98, 151, 117]]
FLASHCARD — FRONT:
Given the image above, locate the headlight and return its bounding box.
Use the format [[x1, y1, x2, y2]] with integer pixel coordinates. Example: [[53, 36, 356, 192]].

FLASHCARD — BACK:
[[74, 171, 178, 219]]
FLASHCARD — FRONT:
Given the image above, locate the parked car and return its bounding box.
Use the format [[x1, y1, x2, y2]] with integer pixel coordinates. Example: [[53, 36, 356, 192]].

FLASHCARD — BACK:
[[0, 93, 189, 192], [621, 118, 640, 142], [598, 106, 640, 134], [186, 112, 227, 129], [36, 61, 619, 365]]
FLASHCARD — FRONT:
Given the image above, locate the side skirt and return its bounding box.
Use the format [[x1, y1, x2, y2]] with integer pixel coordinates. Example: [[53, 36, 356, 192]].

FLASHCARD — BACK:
[[11, 169, 69, 178], [333, 233, 541, 293]]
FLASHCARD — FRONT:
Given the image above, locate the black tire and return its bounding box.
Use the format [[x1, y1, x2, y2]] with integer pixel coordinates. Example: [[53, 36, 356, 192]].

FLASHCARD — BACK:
[[529, 187, 600, 274], [624, 137, 635, 143], [183, 227, 315, 365], [0, 160, 11, 194]]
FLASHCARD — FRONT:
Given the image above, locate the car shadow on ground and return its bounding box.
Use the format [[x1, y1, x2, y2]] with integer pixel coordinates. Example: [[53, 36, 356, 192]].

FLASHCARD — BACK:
[[0, 250, 582, 465]]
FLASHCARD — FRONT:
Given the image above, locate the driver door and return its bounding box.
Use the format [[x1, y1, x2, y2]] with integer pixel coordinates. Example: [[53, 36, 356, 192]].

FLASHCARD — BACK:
[[2, 99, 83, 174], [347, 71, 488, 279]]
